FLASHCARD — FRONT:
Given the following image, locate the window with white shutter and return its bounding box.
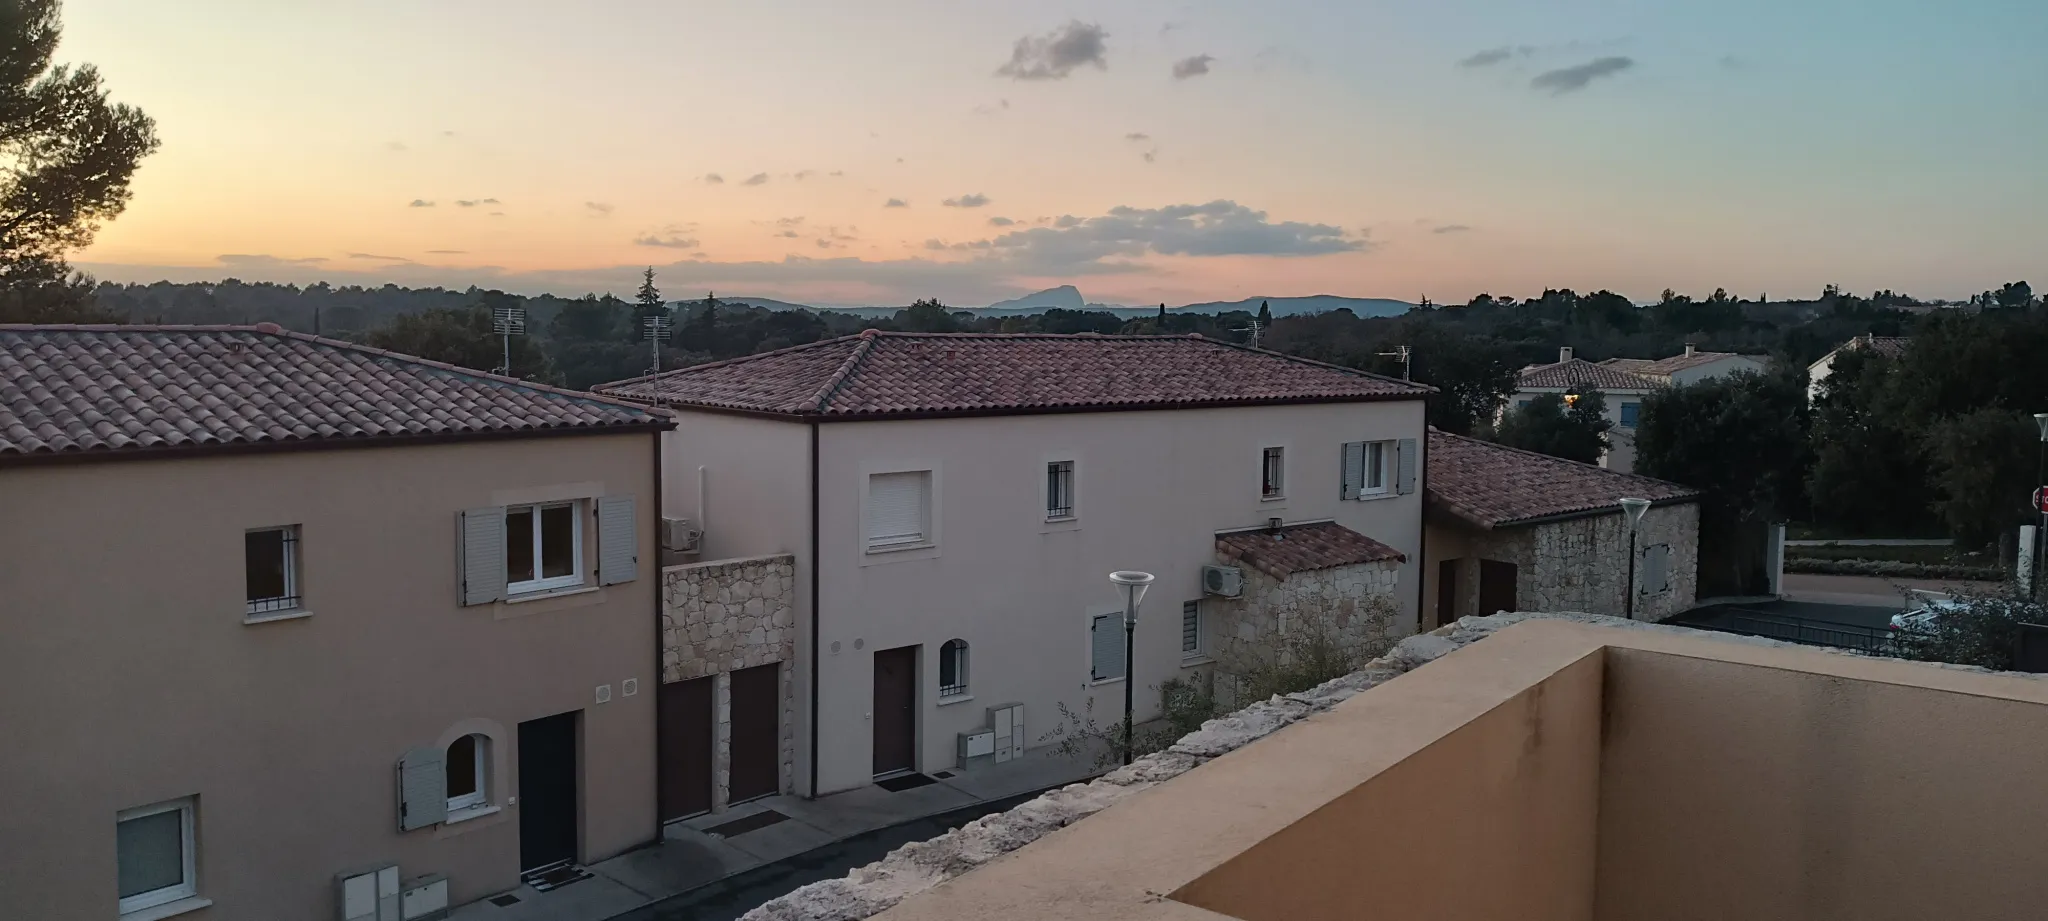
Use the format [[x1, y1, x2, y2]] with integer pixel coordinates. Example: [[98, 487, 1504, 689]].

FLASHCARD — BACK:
[[1340, 442, 1364, 499], [1396, 438, 1418, 495], [458, 507, 508, 606], [866, 471, 930, 550], [597, 494, 638, 585], [396, 747, 447, 831], [1090, 613, 1126, 682]]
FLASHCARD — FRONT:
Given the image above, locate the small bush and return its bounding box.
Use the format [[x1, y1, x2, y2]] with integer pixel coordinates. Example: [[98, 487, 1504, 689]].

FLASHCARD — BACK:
[[1890, 586, 2047, 671]]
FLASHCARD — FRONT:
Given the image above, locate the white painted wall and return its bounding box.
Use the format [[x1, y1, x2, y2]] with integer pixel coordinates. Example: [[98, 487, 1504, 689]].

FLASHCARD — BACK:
[[806, 400, 1427, 794], [1668, 355, 1766, 386]]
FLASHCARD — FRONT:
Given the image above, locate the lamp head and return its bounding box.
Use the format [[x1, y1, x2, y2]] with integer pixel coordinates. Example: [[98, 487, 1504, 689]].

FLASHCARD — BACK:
[[1109, 570, 1155, 609], [1619, 497, 1651, 528]]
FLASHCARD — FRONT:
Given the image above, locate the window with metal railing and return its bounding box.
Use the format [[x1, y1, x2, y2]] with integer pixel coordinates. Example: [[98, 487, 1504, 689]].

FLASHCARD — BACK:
[[1046, 460, 1075, 519], [939, 639, 969, 698], [245, 526, 301, 616], [1261, 446, 1285, 498]]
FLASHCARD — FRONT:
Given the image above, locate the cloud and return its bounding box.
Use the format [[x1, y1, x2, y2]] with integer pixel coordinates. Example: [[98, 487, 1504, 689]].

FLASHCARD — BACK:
[[972, 99, 1011, 115], [409, 199, 434, 208], [981, 200, 1365, 273], [1142, 149, 1157, 163], [777, 230, 802, 238], [741, 172, 769, 186], [1458, 47, 1515, 68], [988, 216, 1016, 227], [1054, 215, 1082, 228], [702, 173, 725, 184], [634, 233, 701, 248], [816, 239, 835, 249], [1433, 224, 1473, 234], [1172, 54, 1215, 79], [217, 254, 327, 266], [348, 252, 411, 261], [441, 130, 456, 137], [943, 193, 991, 208], [1124, 132, 1151, 142], [455, 199, 500, 207], [1531, 56, 1634, 94], [385, 141, 407, 152], [996, 21, 1108, 80], [585, 202, 614, 215], [775, 216, 805, 227], [884, 198, 909, 208], [923, 239, 948, 251], [794, 170, 816, 181], [830, 170, 845, 177], [489, 211, 505, 217], [427, 250, 467, 255]]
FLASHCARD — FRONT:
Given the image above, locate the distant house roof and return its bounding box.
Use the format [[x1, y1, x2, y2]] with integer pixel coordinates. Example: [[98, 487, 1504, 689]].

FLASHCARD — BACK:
[[1425, 430, 1698, 529], [1599, 349, 1764, 380], [1215, 522, 1407, 580], [597, 330, 1433, 419], [1515, 358, 1659, 391], [0, 324, 668, 464]]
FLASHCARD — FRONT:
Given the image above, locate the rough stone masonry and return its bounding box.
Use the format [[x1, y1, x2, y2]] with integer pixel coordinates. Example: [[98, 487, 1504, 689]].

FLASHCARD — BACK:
[[661, 553, 798, 809]]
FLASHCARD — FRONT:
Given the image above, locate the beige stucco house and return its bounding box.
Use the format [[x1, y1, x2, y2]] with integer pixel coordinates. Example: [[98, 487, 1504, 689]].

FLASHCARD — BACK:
[[0, 325, 671, 920], [1509, 346, 1766, 473], [1423, 430, 1700, 626], [600, 330, 1433, 799]]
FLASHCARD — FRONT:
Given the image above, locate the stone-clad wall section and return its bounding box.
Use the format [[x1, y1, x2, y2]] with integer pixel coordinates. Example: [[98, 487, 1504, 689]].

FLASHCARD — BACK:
[[661, 553, 796, 811], [1453, 503, 1698, 622]]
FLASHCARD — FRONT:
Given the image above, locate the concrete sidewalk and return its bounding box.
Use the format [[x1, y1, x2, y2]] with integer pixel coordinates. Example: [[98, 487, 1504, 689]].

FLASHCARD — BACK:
[[448, 746, 1098, 921]]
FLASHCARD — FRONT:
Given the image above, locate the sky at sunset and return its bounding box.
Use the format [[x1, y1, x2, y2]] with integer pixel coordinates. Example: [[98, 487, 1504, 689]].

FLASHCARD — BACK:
[[60, 0, 2048, 306]]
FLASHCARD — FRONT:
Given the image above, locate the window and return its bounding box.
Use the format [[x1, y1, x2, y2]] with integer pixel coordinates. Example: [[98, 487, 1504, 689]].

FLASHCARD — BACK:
[[117, 798, 196, 914], [866, 471, 931, 550], [445, 734, 487, 813], [506, 501, 583, 594], [1181, 601, 1203, 658], [939, 639, 969, 698], [1090, 613, 1125, 682], [1342, 439, 1415, 500], [1261, 447, 1285, 499], [1517, 399, 1533, 411], [1046, 460, 1075, 519], [1620, 402, 1641, 428], [245, 526, 300, 615], [1363, 441, 1390, 494]]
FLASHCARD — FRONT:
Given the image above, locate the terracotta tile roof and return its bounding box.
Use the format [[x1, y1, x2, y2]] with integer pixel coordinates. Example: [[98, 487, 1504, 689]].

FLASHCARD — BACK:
[[598, 331, 1431, 418], [1215, 522, 1406, 580], [1848, 335, 1910, 359], [1425, 429, 1697, 529], [0, 324, 666, 463], [1515, 358, 1659, 391]]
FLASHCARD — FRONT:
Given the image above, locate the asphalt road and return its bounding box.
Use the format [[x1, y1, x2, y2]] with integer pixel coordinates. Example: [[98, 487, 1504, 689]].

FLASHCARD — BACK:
[[611, 789, 1046, 921], [1779, 572, 1996, 610]]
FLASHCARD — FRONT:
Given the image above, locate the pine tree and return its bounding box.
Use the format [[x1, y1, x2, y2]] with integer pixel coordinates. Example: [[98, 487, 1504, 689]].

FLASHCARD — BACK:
[[635, 267, 662, 318], [1256, 300, 1273, 326]]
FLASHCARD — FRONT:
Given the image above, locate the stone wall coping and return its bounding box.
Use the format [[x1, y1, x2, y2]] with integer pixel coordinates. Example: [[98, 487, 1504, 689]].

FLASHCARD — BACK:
[[664, 552, 795, 576]]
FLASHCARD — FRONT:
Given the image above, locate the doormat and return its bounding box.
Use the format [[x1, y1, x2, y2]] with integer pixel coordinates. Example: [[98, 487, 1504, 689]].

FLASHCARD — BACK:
[[704, 808, 789, 838], [489, 894, 523, 907], [932, 770, 956, 779], [522, 864, 593, 893], [876, 772, 938, 792]]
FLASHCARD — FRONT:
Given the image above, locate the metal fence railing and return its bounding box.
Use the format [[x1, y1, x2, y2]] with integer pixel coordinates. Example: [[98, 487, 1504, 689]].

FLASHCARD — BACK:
[[1712, 609, 1898, 655]]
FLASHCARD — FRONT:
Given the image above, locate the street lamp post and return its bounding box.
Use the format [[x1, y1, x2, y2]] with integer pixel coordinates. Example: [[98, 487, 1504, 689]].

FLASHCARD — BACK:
[[2034, 414, 2048, 598], [1108, 571, 1155, 766], [1619, 498, 1650, 620]]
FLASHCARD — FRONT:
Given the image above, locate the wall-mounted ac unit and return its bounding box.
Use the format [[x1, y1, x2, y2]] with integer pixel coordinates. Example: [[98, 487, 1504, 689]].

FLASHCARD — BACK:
[[1202, 565, 1243, 598], [661, 517, 701, 553]]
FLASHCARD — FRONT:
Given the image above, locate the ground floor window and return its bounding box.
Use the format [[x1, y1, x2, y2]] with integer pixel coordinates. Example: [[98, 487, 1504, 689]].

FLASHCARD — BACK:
[[446, 733, 488, 812], [118, 797, 197, 914], [939, 639, 969, 697]]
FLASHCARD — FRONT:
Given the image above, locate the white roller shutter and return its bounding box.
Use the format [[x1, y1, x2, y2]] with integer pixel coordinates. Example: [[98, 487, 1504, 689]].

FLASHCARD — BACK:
[[597, 495, 638, 585], [458, 507, 507, 606], [866, 472, 927, 547]]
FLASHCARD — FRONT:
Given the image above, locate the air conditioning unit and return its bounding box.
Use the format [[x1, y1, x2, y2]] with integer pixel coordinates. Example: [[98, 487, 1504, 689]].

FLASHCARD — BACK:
[[661, 517, 701, 553], [1202, 565, 1244, 598]]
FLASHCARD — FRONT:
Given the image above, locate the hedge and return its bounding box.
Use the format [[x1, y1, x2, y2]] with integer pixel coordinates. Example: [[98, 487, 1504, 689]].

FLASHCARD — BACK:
[[1784, 557, 2005, 581]]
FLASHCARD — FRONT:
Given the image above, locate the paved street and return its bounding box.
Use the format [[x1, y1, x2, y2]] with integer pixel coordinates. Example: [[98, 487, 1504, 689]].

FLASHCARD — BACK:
[[1780, 572, 1997, 610]]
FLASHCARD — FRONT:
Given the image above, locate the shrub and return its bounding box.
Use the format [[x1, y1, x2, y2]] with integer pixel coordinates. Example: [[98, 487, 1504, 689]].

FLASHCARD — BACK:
[[1890, 586, 2046, 671]]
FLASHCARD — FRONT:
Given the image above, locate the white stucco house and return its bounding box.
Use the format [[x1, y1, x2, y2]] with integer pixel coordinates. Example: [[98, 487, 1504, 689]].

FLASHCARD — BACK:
[[599, 330, 1432, 798], [1508, 345, 1768, 473], [1805, 334, 1909, 404]]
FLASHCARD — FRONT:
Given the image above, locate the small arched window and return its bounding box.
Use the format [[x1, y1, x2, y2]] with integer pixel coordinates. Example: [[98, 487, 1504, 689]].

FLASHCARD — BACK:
[[446, 733, 488, 813], [939, 639, 969, 698]]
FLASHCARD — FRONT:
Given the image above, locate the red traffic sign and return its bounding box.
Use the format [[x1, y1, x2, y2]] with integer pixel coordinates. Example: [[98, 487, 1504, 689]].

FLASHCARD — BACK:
[[2036, 487, 2048, 513]]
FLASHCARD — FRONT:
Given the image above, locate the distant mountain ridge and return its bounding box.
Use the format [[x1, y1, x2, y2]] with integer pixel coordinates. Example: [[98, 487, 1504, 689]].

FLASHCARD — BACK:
[[797, 286, 1414, 319]]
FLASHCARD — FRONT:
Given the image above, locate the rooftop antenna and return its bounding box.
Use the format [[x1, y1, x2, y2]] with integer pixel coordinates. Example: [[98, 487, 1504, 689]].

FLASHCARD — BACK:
[[490, 303, 527, 376], [642, 313, 673, 375], [1377, 345, 1412, 380], [1232, 318, 1264, 349]]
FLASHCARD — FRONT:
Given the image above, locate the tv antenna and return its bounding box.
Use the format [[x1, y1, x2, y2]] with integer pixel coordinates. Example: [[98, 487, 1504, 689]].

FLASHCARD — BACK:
[[643, 313, 672, 375], [490, 303, 526, 375], [1233, 318, 1265, 349], [1378, 345, 1412, 380]]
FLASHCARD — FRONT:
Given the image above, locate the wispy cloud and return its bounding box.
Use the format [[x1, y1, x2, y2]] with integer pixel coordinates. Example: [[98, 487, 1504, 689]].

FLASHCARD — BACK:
[[1142, 149, 1157, 163], [988, 216, 1016, 227], [1458, 47, 1515, 68], [741, 173, 770, 186], [348, 252, 411, 261], [829, 170, 845, 177], [775, 216, 805, 227], [409, 199, 435, 208], [218, 254, 327, 266], [794, 170, 816, 181], [1125, 132, 1151, 142], [1433, 224, 1473, 234], [982, 200, 1365, 272], [884, 198, 909, 208], [996, 21, 1108, 80], [1172, 54, 1215, 79], [777, 230, 801, 238], [943, 193, 991, 208], [585, 202, 614, 215], [1251, 45, 1313, 74], [634, 232, 701, 248], [1719, 54, 1745, 70], [454, 198, 502, 208], [426, 250, 466, 255], [702, 173, 725, 185], [1531, 56, 1634, 94]]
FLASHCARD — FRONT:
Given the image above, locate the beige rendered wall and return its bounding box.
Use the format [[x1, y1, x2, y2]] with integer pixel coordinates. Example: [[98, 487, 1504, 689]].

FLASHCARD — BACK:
[[1597, 648, 2048, 921], [810, 400, 1427, 794], [0, 433, 661, 919], [1175, 652, 1603, 921]]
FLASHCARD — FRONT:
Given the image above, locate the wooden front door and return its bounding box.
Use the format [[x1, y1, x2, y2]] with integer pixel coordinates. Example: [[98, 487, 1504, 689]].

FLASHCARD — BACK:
[[517, 711, 580, 872], [872, 646, 918, 777], [1478, 559, 1518, 615], [658, 677, 714, 821], [728, 663, 781, 803], [1436, 558, 1461, 628]]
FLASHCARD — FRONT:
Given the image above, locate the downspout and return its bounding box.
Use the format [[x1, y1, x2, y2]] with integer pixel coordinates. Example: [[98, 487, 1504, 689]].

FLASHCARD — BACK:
[[807, 419, 821, 798], [649, 428, 666, 840], [1415, 425, 1429, 629]]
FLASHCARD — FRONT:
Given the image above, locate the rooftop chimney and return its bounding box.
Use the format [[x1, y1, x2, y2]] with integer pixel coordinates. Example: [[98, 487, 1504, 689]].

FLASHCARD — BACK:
[[1559, 346, 1574, 363], [1684, 343, 1696, 358]]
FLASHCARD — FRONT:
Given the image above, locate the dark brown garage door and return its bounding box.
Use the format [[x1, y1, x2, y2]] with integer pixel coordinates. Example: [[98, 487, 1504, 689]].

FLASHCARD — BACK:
[[1436, 558, 1461, 628], [729, 663, 781, 803], [1478, 559, 1518, 616], [658, 676, 714, 821]]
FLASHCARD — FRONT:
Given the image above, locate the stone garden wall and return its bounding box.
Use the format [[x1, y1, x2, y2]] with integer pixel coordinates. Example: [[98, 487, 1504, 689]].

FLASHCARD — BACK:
[[661, 553, 797, 810], [1454, 503, 1698, 623]]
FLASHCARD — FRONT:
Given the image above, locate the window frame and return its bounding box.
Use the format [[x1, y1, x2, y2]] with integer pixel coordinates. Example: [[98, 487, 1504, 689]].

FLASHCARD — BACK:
[[1619, 401, 1641, 429], [1260, 447, 1285, 500], [938, 639, 969, 698], [865, 470, 934, 551], [116, 797, 197, 915], [1360, 440, 1394, 496], [1181, 600, 1203, 659], [244, 525, 301, 616], [505, 500, 585, 596], [445, 734, 488, 814], [1045, 460, 1076, 520]]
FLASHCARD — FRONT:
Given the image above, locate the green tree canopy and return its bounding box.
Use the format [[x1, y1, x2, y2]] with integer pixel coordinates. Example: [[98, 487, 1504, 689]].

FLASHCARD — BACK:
[[1636, 370, 1809, 593], [363, 305, 555, 383], [1494, 390, 1611, 464]]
